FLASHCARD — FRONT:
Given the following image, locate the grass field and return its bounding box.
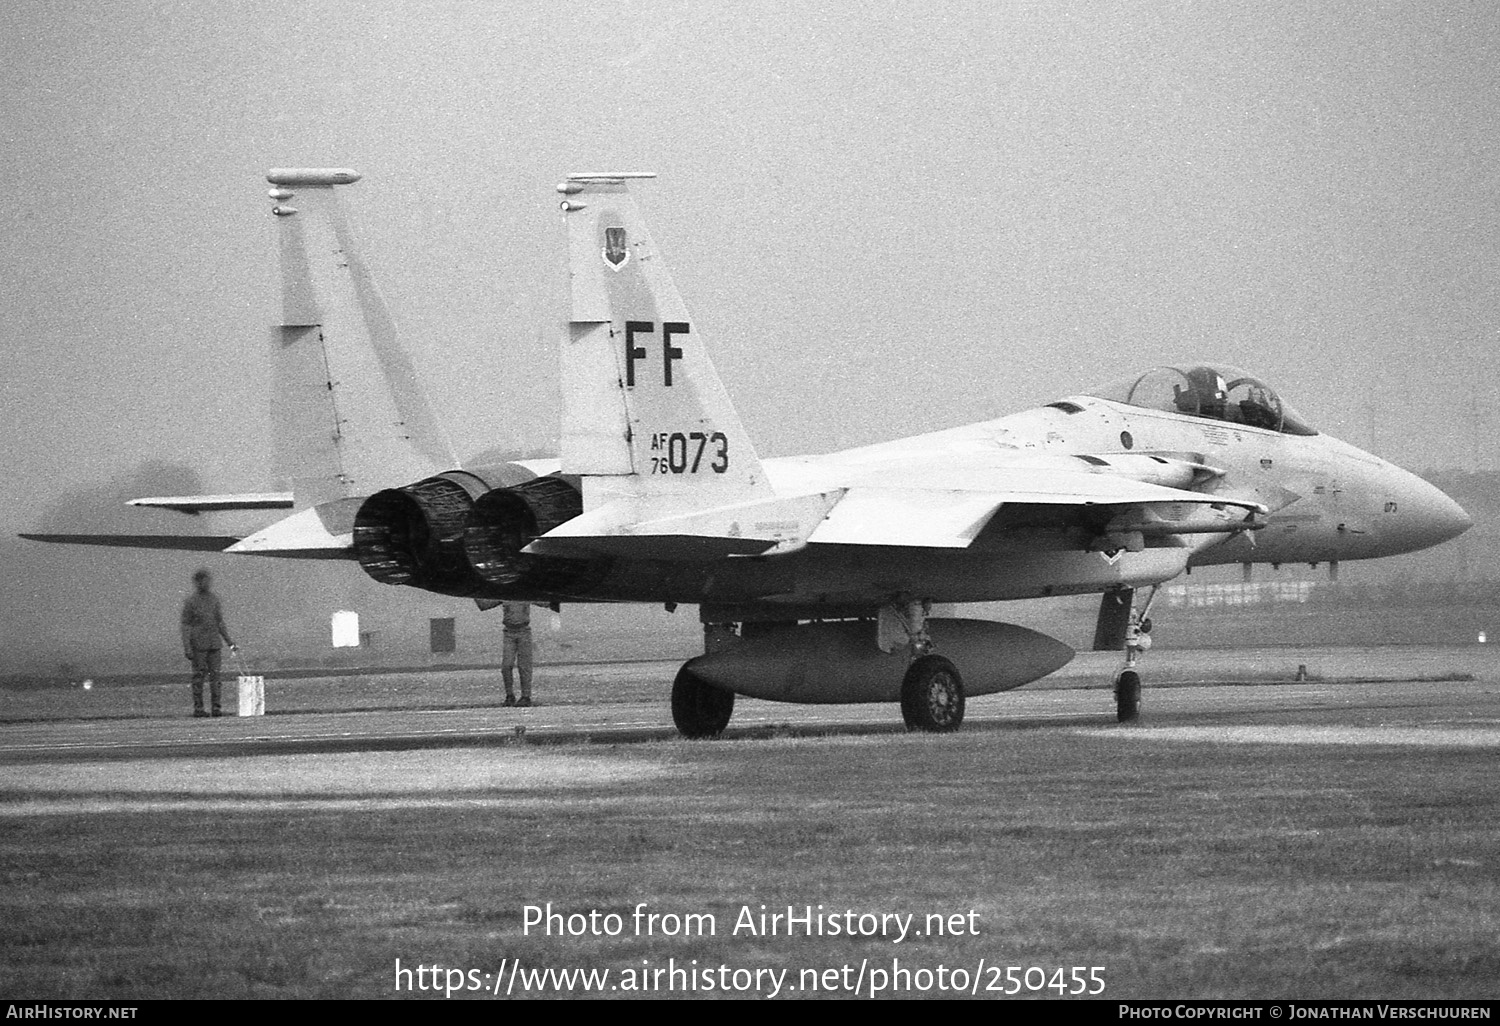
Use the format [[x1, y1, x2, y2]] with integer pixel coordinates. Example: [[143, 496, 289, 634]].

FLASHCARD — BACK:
[[2, 648, 1498, 1000]]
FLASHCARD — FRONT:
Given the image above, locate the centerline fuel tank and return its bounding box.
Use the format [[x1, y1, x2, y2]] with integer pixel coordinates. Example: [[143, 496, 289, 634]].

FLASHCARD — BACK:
[[684, 618, 1074, 703]]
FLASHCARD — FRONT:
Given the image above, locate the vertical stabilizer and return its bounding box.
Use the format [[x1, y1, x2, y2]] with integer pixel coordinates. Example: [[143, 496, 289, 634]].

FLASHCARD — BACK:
[[558, 173, 771, 512], [266, 168, 456, 506]]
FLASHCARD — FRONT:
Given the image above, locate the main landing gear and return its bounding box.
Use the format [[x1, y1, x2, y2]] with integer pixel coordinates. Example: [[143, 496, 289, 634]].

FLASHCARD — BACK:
[[669, 618, 738, 738], [901, 654, 965, 732], [671, 623, 738, 738], [671, 664, 735, 739], [883, 598, 966, 733], [669, 600, 968, 738]]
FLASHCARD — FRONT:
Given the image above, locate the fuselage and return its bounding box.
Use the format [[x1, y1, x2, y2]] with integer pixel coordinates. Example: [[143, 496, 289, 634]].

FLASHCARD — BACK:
[[783, 393, 1472, 569], [560, 387, 1469, 612], [310, 359, 1470, 614]]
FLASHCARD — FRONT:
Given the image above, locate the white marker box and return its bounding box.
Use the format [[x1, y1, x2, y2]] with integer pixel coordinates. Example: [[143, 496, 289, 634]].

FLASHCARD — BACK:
[[237, 675, 265, 716]]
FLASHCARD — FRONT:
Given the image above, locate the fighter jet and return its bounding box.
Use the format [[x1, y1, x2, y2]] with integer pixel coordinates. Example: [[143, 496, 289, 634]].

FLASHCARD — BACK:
[[24, 169, 1473, 737]]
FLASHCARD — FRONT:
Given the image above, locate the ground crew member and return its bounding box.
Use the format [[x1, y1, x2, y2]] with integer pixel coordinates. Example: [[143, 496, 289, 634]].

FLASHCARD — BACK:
[[181, 568, 236, 718], [501, 602, 534, 707]]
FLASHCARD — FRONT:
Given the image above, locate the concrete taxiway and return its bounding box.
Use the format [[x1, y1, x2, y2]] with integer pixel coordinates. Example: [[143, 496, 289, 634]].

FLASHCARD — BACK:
[[3, 647, 1498, 767]]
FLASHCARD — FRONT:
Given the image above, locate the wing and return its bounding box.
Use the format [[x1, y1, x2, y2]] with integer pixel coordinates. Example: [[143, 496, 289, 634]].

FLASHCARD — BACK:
[[525, 469, 1265, 560]]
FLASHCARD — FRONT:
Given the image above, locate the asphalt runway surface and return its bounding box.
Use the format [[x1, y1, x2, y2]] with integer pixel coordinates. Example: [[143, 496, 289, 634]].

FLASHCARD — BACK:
[[3, 646, 1498, 771]]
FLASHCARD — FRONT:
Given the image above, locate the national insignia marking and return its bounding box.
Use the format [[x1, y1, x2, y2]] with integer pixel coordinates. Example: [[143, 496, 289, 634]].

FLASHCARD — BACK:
[[603, 226, 629, 270]]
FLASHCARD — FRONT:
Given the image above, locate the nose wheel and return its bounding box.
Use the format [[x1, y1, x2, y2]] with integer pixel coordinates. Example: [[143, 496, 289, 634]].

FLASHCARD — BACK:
[[1113, 586, 1157, 724], [1114, 669, 1141, 722]]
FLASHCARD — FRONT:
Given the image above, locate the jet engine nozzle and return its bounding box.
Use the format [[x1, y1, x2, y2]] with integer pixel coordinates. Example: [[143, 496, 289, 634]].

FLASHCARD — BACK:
[[351, 464, 543, 594], [352, 474, 491, 592], [464, 476, 604, 591]]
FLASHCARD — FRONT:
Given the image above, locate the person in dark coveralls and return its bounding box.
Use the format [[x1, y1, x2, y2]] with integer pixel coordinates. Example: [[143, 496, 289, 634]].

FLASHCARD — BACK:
[[501, 602, 533, 707], [181, 568, 237, 717]]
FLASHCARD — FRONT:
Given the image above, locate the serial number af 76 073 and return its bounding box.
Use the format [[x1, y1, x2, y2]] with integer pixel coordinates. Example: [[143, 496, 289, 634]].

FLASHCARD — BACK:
[[648, 431, 729, 475]]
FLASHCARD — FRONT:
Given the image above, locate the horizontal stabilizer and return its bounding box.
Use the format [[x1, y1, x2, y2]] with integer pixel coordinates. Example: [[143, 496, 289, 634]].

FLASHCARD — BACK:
[[19, 533, 241, 552], [127, 493, 294, 515], [224, 501, 360, 559]]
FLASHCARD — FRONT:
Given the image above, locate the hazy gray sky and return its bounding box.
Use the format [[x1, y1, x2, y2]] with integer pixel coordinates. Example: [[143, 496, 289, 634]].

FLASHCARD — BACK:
[[4, 0, 1499, 533]]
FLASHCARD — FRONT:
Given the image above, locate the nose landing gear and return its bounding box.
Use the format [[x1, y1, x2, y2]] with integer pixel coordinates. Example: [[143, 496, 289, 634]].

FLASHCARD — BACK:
[[1114, 667, 1142, 722], [1103, 586, 1157, 723]]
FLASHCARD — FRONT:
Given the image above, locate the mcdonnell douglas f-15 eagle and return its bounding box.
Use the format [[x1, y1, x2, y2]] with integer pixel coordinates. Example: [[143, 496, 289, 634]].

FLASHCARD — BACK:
[[24, 169, 1473, 736]]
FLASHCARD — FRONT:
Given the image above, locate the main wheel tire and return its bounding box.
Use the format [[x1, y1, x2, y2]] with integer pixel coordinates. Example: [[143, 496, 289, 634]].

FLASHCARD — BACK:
[[1115, 669, 1141, 723], [671, 665, 735, 738], [900, 656, 965, 732]]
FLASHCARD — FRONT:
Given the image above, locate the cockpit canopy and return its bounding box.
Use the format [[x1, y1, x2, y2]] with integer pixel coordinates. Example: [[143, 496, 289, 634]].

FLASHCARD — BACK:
[[1082, 365, 1317, 436]]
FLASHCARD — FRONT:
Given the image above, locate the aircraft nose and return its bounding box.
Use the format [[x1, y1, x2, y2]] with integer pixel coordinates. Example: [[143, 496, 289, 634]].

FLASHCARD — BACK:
[[1409, 478, 1472, 547], [1434, 490, 1474, 543]]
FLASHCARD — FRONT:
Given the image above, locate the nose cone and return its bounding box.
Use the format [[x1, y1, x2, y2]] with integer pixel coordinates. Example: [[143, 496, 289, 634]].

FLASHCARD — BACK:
[[1387, 475, 1472, 554], [1431, 488, 1474, 544]]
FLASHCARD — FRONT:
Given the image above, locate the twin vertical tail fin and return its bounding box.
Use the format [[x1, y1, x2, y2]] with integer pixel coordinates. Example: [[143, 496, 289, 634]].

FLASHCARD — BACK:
[[558, 173, 770, 513], [267, 169, 456, 507]]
